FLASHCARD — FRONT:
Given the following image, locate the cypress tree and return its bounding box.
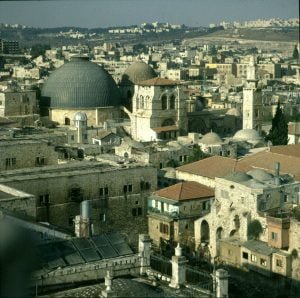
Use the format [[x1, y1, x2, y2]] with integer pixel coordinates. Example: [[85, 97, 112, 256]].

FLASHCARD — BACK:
[[267, 102, 288, 145], [292, 45, 299, 60]]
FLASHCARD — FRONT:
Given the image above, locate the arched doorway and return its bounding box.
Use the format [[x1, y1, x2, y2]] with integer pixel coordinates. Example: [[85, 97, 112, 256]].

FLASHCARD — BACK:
[[201, 220, 210, 243], [65, 117, 70, 125]]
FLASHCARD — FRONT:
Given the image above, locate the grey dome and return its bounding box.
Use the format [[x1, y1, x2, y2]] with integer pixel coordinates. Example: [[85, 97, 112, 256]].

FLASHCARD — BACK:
[[200, 132, 222, 145], [41, 56, 121, 108], [74, 111, 87, 121], [226, 108, 242, 117], [233, 129, 262, 142], [247, 169, 274, 182], [121, 61, 157, 85], [225, 171, 252, 183]]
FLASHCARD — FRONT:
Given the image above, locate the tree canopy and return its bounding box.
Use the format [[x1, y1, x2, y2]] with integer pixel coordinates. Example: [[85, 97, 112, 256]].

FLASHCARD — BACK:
[[292, 44, 299, 60], [266, 102, 288, 146]]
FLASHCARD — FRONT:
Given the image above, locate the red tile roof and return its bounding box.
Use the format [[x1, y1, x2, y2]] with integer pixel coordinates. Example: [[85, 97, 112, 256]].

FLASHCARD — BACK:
[[176, 148, 300, 181], [269, 144, 300, 158], [177, 155, 238, 179], [153, 181, 214, 201]]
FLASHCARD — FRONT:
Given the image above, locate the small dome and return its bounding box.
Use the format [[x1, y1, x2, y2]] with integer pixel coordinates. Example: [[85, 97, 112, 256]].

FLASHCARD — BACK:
[[200, 132, 222, 145], [247, 169, 274, 182], [225, 171, 252, 183], [226, 108, 242, 117], [121, 61, 157, 85], [41, 56, 121, 109], [74, 112, 87, 121], [233, 129, 262, 142]]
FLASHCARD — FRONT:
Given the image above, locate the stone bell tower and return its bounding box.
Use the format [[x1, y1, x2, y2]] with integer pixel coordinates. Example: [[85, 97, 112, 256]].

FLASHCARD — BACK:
[[242, 56, 263, 132]]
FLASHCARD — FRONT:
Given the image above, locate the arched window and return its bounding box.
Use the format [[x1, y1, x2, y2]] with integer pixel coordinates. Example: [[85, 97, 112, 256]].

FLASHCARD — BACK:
[[140, 95, 144, 109], [170, 94, 175, 110], [161, 95, 167, 110], [162, 118, 175, 127]]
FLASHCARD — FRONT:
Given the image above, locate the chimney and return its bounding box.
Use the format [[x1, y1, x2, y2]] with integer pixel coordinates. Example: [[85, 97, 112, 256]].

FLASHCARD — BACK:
[[274, 162, 281, 185], [74, 200, 91, 238]]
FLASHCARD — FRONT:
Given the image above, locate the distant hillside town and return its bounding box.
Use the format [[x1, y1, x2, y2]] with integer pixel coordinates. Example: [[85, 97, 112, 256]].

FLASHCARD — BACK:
[[0, 15, 300, 298]]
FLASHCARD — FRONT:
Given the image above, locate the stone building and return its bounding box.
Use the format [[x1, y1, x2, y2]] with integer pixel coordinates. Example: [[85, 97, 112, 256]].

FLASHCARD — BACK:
[[0, 138, 58, 170], [130, 78, 188, 141], [0, 88, 38, 117], [41, 56, 122, 127], [115, 138, 193, 170], [148, 181, 214, 251], [194, 168, 300, 276], [0, 161, 157, 247]]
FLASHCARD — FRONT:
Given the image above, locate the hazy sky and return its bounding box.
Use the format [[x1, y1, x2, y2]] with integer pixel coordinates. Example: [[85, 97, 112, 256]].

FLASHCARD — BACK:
[[0, 0, 298, 28]]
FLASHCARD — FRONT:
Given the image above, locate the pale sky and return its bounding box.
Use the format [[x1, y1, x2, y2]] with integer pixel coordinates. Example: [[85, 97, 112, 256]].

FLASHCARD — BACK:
[[0, 0, 298, 28]]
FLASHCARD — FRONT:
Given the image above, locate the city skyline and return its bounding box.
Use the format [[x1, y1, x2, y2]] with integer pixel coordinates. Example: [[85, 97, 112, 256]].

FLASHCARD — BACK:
[[0, 0, 299, 28]]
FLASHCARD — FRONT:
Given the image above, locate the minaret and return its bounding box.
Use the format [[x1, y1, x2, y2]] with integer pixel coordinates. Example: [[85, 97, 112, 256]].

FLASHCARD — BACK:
[[242, 56, 263, 132]]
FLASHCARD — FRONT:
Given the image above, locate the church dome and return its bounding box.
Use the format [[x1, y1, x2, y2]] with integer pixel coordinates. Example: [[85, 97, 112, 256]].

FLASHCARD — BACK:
[[121, 61, 157, 85], [233, 129, 262, 142], [41, 56, 121, 109], [226, 108, 242, 117], [200, 132, 222, 145]]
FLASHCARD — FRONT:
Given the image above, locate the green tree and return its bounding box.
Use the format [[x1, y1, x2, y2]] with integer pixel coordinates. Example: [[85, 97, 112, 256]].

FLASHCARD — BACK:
[[292, 44, 299, 60], [247, 220, 263, 240], [266, 102, 288, 146], [187, 145, 209, 163]]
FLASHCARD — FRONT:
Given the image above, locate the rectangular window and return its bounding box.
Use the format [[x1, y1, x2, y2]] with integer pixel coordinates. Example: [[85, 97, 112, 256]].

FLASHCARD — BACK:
[[271, 232, 278, 241], [36, 157, 45, 166], [260, 258, 267, 267], [99, 187, 109, 197], [68, 216, 74, 226], [159, 223, 169, 234], [202, 200, 210, 211], [242, 252, 249, 260], [276, 259, 283, 267], [123, 184, 132, 194], [132, 207, 142, 217], [251, 254, 257, 263], [5, 157, 16, 168], [38, 194, 49, 206]]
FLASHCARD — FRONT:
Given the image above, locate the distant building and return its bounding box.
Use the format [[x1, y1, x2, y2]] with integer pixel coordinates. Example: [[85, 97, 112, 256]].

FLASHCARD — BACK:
[[0, 39, 19, 54]]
